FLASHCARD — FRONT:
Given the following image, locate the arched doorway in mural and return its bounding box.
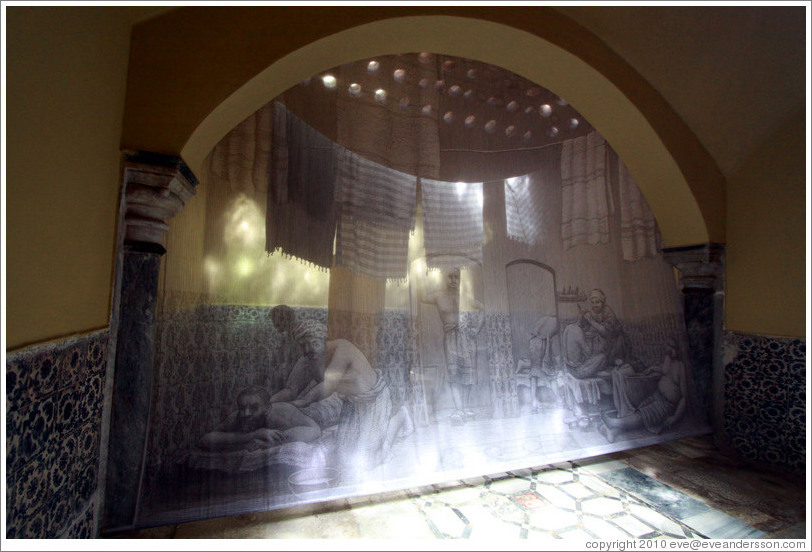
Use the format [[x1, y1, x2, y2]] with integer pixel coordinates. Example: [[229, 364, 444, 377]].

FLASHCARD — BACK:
[[505, 259, 561, 414]]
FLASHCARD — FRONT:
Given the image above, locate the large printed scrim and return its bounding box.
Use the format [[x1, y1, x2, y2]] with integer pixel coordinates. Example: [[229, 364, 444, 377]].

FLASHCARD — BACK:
[[137, 53, 709, 528]]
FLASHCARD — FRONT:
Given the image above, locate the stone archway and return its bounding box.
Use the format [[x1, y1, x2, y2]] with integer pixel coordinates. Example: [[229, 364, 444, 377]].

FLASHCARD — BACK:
[[104, 11, 729, 533]]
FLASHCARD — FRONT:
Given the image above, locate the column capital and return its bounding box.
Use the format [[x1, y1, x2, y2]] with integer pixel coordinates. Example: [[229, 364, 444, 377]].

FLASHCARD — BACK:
[[662, 242, 725, 292], [122, 151, 198, 250]]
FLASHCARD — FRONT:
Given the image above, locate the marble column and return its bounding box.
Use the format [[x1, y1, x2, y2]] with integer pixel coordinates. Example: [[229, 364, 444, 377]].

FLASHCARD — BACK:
[[102, 152, 196, 532], [662, 243, 725, 442]]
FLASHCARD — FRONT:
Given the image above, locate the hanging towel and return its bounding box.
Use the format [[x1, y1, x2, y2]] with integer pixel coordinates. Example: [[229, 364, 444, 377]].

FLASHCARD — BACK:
[[335, 214, 414, 281], [560, 131, 611, 249], [618, 161, 661, 261], [334, 148, 417, 232], [208, 102, 273, 197], [420, 178, 484, 271], [266, 101, 338, 269], [504, 172, 545, 246], [333, 148, 417, 280]]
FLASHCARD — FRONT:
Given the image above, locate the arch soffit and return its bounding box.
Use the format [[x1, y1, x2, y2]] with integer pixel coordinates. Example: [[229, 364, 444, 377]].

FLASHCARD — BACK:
[[180, 15, 712, 248]]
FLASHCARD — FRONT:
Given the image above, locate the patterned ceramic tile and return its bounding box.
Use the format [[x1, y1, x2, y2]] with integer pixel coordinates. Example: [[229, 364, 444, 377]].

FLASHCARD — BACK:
[[723, 332, 806, 476], [5, 330, 108, 539]]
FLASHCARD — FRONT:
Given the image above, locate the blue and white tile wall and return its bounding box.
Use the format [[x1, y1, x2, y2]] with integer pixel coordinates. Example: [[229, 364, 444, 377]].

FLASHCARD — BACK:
[[6, 330, 108, 538], [723, 332, 806, 476]]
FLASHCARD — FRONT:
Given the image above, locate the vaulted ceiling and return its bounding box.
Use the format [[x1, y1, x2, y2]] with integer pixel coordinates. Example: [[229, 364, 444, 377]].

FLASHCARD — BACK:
[[130, 5, 807, 180], [555, 6, 806, 178]]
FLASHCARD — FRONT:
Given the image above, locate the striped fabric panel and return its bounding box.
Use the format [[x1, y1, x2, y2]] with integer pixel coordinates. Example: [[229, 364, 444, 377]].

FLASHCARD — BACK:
[[333, 147, 417, 280], [266, 102, 338, 269], [334, 147, 417, 232], [504, 173, 545, 246], [560, 131, 611, 249], [335, 213, 412, 280], [618, 161, 661, 261], [420, 178, 484, 271]]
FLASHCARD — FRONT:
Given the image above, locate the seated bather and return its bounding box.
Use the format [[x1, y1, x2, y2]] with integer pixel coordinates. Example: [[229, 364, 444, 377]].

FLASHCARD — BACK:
[[562, 289, 628, 379], [598, 339, 688, 443], [559, 289, 634, 420], [291, 319, 415, 476]]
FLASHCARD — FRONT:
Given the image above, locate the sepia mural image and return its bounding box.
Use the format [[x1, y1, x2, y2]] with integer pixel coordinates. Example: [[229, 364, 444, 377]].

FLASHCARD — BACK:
[[133, 53, 711, 528]]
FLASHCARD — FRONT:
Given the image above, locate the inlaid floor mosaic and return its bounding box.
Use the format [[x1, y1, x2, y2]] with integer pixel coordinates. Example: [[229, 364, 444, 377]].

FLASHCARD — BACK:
[[120, 436, 807, 542]]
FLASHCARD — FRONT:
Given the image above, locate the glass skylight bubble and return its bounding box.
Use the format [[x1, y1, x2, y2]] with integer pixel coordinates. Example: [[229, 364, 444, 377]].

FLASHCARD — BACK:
[[443, 59, 456, 72], [418, 52, 433, 64], [464, 89, 474, 100], [464, 115, 476, 128], [487, 96, 499, 106], [448, 85, 462, 96], [421, 104, 433, 116], [547, 126, 559, 138], [435, 80, 445, 91], [348, 83, 362, 96], [485, 120, 497, 133], [525, 106, 535, 115], [443, 111, 454, 124], [507, 101, 519, 112], [526, 87, 541, 97], [322, 74, 337, 89], [505, 125, 516, 137], [569, 118, 580, 129], [466, 68, 477, 79], [375, 89, 387, 103], [393, 69, 406, 83], [367, 60, 379, 73], [523, 130, 533, 141], [419, 78, 430, 89], [539, 104, 552, 117]]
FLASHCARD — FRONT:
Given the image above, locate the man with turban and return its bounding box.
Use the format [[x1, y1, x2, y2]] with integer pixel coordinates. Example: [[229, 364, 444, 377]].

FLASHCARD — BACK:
[[562, 288, 629, 379], [289, 320, 414, 476]]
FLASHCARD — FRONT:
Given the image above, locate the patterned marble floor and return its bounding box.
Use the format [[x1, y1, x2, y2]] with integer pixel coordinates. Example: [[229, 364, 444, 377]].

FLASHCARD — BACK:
[[120, 435, 808, 543]]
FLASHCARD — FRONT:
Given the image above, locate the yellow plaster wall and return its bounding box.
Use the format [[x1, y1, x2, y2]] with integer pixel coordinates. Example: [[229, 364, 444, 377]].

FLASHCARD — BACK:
[[5, 7, 138, 350], [725, 109, 807, 338], [5, 7, 805, 350]]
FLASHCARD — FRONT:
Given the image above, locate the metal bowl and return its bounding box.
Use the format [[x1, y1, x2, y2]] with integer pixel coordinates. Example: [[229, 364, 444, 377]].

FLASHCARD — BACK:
[[287, 467, 340, 495]]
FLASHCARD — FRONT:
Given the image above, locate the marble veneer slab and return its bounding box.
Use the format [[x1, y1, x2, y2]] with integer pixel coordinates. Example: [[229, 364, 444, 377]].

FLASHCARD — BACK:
[[597, 466, 766, 539], [682, 510, 767, 540], [600, 467, 711, 521]]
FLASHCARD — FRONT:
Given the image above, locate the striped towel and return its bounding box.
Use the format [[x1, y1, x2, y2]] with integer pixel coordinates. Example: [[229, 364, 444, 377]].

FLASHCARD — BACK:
[[208, 101, 273, 196], [420, 178, 484, 271], [266, 102, 338, 269], [334, 148, 417, 280], [618, 161, 661, 261], [560, 131, 611, 249], [504, 172, 545, 246]]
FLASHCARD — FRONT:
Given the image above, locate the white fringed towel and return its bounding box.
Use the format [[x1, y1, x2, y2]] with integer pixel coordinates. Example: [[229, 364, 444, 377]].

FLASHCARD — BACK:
[[420, 178, 484, 271], [560, 131, 611, 249], [334, 149, 417, 280], [618, 161, 661, 261], [504, 173, 545, 246]]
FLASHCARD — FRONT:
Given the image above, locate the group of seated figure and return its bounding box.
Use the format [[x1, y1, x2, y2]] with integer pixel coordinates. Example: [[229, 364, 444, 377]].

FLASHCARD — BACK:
[[192, 288, 688, 480], [192, 305, 414, 479], [517, 288, 688, 442]]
